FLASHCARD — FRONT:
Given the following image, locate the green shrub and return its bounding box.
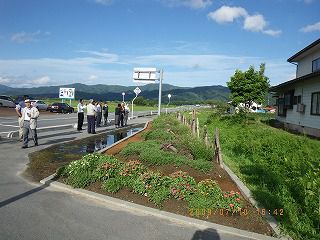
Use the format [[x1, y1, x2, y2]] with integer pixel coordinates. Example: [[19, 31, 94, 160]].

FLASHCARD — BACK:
[[143, 129, 174, 142], [62, 153, 111, 188], [102, 177, 124, 193]]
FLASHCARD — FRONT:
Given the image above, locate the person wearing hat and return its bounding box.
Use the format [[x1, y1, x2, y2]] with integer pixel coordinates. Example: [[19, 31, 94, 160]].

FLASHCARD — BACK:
[[15, 95, 29, 141], [19, 99, 40, 148], [86, 99, 96, 134]]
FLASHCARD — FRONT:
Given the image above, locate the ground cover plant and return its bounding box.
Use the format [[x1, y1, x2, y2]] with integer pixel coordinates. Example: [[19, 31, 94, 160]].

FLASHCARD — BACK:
[[60, 153, 242, 211], [197, 109, 320, 240], [120, 115, 213, 172]]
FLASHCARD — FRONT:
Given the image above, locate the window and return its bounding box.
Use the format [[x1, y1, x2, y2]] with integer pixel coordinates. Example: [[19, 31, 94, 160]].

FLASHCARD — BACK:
[[284, 90, 294, 109], [311, 92, 320, 115], [312, 57, 320, 73], [293, 95, 301, 105], [277, 98, 286, 116]]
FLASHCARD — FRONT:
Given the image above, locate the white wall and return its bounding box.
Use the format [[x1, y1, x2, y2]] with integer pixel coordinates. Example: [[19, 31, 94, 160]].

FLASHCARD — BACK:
[[297, 48, 320, 77], [276, 77, 320, 130]]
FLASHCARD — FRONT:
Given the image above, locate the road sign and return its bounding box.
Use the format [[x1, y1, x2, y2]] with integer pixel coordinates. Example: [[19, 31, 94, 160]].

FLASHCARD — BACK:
[[133, 68, 158, 83], [59, 88, 75, 99], [134, 87, 141, 95]]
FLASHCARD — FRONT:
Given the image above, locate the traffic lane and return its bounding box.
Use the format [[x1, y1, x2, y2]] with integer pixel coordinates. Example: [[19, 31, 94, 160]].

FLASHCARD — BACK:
[[0, 108, 184, 133], [0, 113, 117, 133]]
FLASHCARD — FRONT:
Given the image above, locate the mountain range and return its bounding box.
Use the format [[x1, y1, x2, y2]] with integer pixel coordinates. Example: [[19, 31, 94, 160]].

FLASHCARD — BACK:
[[0, 83, 230, 103]]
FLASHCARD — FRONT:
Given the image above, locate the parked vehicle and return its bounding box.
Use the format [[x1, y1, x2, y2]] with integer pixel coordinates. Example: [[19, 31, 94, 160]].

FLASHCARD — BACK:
[[49, 102, 74, 113], [31, 100, 48, 111], [0, 95, 16, 107]]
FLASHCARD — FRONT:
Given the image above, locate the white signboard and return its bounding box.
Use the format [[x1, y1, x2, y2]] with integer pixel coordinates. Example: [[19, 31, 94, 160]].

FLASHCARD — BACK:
[[133, 68, 158, 83], [59, 88, 75, 99], [134, 87, 141, 95]]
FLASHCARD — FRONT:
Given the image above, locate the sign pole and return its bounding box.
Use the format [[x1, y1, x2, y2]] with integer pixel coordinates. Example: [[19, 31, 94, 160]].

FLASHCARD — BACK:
[[158, 69, 163, 115]]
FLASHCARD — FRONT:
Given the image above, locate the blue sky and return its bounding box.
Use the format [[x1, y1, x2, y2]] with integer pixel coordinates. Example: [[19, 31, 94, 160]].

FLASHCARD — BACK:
[[0, 0, 319, 88]]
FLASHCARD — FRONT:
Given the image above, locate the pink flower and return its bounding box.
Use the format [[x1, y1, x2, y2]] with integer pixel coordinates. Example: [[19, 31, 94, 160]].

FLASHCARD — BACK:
[[236, 191, 240, 195], [224, 194, 228, 198], [229, 204, 234, 208], [236, 198, 240, 202]]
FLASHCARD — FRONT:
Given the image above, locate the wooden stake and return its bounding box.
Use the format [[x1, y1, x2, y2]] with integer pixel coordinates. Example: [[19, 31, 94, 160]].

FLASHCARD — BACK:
[[196, 118, 199, 138]]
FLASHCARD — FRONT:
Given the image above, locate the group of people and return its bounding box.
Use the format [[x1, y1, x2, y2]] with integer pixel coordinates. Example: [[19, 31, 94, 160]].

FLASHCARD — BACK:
[[15, 95, 39, 149], [77, 99, 109, 134], [114, 102, 130, 128], [15, 96, 130, 148]]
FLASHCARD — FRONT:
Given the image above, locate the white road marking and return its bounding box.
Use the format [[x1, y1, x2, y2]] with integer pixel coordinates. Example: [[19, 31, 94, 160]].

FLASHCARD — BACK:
[[0, 123, 19, 127]]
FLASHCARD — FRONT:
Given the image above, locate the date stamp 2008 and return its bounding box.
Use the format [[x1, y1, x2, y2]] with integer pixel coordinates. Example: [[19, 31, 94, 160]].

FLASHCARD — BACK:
[[188, 208, 284, 218]]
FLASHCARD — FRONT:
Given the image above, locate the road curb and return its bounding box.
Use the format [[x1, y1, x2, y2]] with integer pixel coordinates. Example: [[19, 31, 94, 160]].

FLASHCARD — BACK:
[[40, 174, 278, 240]]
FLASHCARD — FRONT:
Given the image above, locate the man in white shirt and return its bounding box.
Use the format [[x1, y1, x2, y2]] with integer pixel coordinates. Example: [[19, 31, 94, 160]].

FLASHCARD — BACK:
[[86, 99, 96, 134], [96, 101, 102, 127], [15, 95, 29, 140], [20, 99, 40, 148], [77, 99, 86, 131]]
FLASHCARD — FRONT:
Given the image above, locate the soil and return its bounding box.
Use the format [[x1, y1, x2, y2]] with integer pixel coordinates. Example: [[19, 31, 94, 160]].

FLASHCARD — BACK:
[[100, 122, 274, 236]]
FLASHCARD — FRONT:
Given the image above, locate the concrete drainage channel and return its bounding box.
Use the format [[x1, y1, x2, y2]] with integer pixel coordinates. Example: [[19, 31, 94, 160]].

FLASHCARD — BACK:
[[39, 120, 290, 240]]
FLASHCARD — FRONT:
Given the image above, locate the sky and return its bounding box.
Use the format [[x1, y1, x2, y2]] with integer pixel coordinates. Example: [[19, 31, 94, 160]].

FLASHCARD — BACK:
[[0, 0, 319, 88]]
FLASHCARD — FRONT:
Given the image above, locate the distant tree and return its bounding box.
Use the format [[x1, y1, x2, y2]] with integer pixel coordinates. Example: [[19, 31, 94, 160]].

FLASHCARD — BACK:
[[227, 63, 270, 109], [134, 96, 147, 106]]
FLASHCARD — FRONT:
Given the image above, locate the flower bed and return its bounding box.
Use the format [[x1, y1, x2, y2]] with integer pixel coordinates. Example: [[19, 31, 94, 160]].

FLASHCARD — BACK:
[[58, 115, 274, 235]]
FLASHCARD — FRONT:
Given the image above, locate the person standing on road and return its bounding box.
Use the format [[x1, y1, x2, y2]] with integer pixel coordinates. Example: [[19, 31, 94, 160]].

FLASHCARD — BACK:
[[115, 103, 121, 128], [15, 95, 29, 141], [103, 102, 109, 126], [20, 99, 39, 148], [120, 102, 125, 127], [86, 99, 96, 134], [96, 101, 102, 127], [77, 99, 86, 131], [124, 103, 130, 126]]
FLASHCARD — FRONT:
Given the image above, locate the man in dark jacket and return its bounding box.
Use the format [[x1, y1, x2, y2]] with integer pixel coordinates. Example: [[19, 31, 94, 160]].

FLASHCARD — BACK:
[[103, 102, 109, 125]]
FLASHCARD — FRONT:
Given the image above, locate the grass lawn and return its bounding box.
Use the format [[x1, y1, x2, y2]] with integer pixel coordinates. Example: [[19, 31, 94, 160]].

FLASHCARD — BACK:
[[196, 110, 320, 240]]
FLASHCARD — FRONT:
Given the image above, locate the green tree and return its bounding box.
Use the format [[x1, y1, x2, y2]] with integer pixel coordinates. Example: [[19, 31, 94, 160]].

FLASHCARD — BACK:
[[227, 63, 270, 108], [134, 96, 147, 106]]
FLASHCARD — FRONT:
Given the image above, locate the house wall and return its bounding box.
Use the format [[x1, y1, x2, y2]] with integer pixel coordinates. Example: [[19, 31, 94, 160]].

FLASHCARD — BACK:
[[297, 48, 320, 77], [276, 76, 320, 134]]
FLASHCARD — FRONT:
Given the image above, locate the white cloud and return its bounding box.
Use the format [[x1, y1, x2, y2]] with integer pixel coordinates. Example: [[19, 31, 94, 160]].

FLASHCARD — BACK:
[[263, 29, 282, 37], [209, 5, 281, 37], [11, 30, 50, 44], [160, 0, 212, 9], [94, 0, 114, 5], [88, 75, 98, 80], [32, 76, 51, 85], [0, 76, 10, 84], [243, 14, 266, 32], [300, 21, 320, 32], [0, 51, 295, 88], [208, 6, 247, 23], [77, 50, 119, 63]]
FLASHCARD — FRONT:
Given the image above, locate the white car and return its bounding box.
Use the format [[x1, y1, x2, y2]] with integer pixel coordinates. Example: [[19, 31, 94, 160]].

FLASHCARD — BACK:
[[0, 95, 16, 108], [31, 100, 49, 111]]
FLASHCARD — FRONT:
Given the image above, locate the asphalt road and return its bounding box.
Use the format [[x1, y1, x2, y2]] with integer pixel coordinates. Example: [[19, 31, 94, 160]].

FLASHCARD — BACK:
[[0, 106, 190, 134], [0, 116, 253, 240]]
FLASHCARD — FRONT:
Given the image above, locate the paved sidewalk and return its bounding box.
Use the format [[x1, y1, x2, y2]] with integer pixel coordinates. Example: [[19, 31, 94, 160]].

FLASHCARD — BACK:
[[1, 116, 261, 240]]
